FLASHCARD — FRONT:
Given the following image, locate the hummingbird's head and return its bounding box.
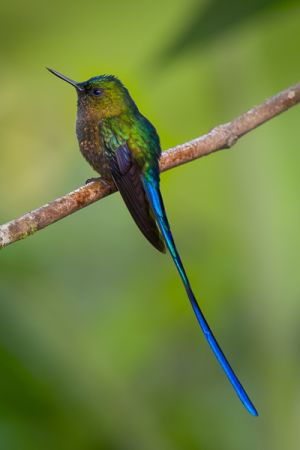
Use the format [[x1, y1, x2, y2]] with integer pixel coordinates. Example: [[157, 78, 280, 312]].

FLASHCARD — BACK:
[[47, 68, 137, 120]]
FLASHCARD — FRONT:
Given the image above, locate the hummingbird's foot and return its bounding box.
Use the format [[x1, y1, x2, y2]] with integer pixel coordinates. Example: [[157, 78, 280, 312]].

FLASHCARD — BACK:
[[85, 177, 113, 189], [85, 177, 102, 185]]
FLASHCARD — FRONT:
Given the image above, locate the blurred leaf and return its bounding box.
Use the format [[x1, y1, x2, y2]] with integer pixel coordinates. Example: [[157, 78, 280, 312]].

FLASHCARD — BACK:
[[158, 0, 298, 63]]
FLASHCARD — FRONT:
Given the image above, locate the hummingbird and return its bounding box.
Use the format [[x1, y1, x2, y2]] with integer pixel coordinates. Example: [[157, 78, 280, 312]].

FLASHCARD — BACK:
[[47, 68, 258, 416]]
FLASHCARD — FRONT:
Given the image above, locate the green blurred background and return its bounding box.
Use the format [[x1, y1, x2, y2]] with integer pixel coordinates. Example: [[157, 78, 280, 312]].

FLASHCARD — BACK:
[[1, 1, 300, 449]]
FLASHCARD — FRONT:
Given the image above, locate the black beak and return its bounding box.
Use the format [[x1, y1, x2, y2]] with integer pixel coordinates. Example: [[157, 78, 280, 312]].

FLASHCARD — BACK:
[[46, 67, 84, 91]]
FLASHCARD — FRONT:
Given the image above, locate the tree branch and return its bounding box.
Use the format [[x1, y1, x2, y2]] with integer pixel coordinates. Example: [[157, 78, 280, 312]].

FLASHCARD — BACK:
[[1, 82, 300, 250]]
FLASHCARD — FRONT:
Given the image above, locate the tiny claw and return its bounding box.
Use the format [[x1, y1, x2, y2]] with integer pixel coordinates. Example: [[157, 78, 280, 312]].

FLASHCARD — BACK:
[[85, 177, 102, 185]]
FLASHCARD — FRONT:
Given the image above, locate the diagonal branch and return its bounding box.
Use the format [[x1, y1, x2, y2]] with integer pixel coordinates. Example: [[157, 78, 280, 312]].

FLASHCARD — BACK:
[[1, 82, 300, 250]]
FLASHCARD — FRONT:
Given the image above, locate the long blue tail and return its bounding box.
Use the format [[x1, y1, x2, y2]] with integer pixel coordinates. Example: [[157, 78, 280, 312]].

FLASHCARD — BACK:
[[143, 179, 258, 416]]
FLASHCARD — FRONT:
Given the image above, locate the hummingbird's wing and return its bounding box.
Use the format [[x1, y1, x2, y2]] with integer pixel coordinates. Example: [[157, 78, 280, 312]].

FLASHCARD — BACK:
[[108, 143, 165, 253]]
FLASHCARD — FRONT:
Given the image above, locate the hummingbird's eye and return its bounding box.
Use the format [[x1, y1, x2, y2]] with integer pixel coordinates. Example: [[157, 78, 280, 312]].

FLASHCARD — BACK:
[[92, 88, 102, 96]]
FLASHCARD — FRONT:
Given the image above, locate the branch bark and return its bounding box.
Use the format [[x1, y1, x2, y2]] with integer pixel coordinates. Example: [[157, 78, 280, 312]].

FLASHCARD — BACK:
[[1, 82, 300, 250]]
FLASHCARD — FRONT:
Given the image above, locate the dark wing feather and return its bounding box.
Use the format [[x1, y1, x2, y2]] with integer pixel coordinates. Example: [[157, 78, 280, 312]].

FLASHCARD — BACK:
[[109, 144, 165, 253]]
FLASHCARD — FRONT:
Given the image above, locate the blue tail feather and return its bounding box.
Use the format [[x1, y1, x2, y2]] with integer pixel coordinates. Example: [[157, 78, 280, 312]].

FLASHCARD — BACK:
[[143, 178, 258, 417]]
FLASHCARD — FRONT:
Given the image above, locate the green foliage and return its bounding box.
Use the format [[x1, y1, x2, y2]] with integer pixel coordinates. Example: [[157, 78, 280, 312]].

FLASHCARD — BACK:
[[159, 0, 298, 62], [0, 1, 300, 449]]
